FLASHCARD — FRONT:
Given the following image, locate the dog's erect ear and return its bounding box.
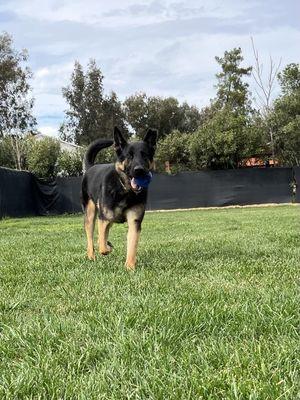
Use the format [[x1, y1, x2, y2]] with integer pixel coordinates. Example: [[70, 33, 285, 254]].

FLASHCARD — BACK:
[[113, 127, 127, 155], [143, 128, 157, 150]]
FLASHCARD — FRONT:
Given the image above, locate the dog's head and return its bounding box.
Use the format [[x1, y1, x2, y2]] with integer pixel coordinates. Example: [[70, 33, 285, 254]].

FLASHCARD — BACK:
[[114, 127, 157, 190]]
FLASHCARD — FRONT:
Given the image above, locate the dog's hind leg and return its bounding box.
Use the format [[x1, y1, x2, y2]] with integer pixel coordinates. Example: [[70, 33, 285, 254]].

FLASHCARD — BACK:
[[84, 199, 97, 260], [98, 219, 113, 255]]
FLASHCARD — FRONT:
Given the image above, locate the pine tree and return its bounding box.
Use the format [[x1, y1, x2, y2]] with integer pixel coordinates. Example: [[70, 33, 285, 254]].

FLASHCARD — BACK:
[[215, 47, 252, 112]]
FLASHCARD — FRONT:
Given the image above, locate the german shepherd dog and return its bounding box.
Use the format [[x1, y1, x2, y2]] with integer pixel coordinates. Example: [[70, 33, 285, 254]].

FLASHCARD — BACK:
[[81, 127, 157, 270]]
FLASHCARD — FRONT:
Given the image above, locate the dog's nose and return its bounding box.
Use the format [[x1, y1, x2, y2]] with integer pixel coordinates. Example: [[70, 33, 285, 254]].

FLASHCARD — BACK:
[[134, 166, 146, 176]]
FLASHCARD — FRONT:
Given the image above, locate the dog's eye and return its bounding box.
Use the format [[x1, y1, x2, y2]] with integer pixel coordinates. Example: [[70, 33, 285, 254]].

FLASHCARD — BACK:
[[128, 151, 134, 159], [141, 151, 148, 159]]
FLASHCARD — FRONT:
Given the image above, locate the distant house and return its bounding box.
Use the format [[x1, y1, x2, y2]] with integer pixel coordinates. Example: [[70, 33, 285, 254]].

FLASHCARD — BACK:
[[240, 154, 278, 168], [33, 133, 82, 153]]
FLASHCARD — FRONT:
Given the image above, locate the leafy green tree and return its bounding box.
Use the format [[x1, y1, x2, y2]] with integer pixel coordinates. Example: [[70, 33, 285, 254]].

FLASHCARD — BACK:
[[190, 107, 257, 169], [60, 60, 127, 145], [123, 93, 149, 137], [0, 32, 36, 169], [27, 137, 60, 179], [190, 48, 258, 169], [124, 93, 201, 138], [270, 63, 300, 165], [101, 91, 128, 141], [155, 130, 192, 173], [178, 102, 203, 133], [277, 63, 300, 95], [274, 115, 300, 166]]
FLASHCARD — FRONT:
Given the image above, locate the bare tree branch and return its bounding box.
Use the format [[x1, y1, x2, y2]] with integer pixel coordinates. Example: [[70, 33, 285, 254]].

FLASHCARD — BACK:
[[251, 37, 281, 113], [250, 37, 282, 161]]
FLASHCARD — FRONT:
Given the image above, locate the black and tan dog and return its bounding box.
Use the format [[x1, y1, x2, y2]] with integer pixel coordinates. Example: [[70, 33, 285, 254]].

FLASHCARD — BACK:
[[81, 127, 157, 270]]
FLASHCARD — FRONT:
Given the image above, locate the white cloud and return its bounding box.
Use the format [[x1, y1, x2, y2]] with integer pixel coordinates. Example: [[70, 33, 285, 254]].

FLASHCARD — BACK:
[[34, 62, 74, 93], [35, 67, 51, 78], [2, 0, 251, 25]]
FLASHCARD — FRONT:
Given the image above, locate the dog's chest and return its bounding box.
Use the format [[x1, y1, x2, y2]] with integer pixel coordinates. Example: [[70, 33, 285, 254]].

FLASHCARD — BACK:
[[99, 199, 128, 223]]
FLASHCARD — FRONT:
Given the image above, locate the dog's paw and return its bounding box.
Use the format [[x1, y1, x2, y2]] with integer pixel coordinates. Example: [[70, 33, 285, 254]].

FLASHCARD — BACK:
[[100, 249, 111, 256], [125, 261, 136, 271], [87, 252, 95, 261], [99, 242, 113, 255]]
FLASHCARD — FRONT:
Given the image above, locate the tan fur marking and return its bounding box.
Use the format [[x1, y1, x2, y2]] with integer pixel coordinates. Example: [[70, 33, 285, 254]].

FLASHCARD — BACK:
[[84, 200, 96, 260], [115, 160, 126, 172], [115, 161, 131, 191], [98, 219, 112, 255], [125, 205, 144, 270]]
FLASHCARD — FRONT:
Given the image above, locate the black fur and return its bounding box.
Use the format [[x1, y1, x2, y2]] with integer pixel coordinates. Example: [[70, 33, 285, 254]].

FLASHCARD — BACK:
[[83, 139, 113, 172], [81, 127, 157, 224]]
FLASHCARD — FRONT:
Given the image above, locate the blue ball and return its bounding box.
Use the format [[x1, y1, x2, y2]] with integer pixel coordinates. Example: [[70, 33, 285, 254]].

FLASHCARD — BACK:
[[134, 172, 153, 188]]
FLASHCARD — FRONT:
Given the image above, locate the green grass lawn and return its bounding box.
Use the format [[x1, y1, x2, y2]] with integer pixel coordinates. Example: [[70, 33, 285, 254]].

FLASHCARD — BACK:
[[0, 206, 299, 399]]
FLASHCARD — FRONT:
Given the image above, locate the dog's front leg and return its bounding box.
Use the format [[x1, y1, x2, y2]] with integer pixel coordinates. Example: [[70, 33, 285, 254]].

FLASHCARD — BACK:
[[125, 207, 144, 270], [125, 221, 140, 270]]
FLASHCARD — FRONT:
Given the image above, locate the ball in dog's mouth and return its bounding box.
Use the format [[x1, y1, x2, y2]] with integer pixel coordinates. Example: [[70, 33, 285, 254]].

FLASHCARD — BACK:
[[130, 178, 142, 192], [130, 172, 153, 192]]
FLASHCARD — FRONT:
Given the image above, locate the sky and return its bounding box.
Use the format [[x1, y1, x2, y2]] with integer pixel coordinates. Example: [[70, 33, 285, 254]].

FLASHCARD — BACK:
[[0, 0, 299, 136]]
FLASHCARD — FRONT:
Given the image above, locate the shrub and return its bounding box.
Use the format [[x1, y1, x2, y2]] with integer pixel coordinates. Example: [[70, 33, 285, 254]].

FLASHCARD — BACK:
[[155, 130, 192, 173], [27, 137, 60, 179], [57, 148, 85, 177], [0, 137, 15, 169]]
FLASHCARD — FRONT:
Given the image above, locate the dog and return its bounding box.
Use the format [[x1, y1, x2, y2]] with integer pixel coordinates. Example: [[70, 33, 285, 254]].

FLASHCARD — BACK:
[[81, 127, 157, 270]]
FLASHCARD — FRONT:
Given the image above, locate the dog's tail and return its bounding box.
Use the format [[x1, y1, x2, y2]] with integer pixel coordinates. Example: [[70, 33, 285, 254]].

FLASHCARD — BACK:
[[83, 139, 114, 173]]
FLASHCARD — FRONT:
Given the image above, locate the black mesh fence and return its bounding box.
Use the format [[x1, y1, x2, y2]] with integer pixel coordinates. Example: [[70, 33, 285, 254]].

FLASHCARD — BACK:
[[0, 168, 83, 218], [0, 168, 38, 218], [0, 166, 297, 219], [147, 168, 294, 210]]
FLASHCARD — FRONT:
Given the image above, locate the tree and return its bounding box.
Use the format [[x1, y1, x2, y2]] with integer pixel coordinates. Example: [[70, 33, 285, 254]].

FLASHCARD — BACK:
[[155, 130, 192, 173], [278, 63, 300, 94], [124, 93, 201, 138], [190, 106, 262, 169], [60, 60, 127, 145], [101, 91, 128, 140], [0, 32, 36, 169], [123, 93, 149, 137], [189, 48, 262, 169], [270, 63, 300, 166], [26, 137, 60, 179], [178, 102, 203, 133], [215, 47, 252, 112]]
